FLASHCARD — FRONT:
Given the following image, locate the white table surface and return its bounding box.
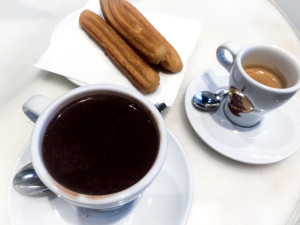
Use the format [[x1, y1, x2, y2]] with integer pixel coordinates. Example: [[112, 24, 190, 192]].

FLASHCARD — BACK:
[[1, 0, 300, 224]]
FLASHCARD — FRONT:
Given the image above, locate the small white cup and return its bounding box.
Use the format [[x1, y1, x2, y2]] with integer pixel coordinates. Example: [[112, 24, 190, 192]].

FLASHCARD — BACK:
[[217, 42, 300, 127], [23, 84, 168, 210]]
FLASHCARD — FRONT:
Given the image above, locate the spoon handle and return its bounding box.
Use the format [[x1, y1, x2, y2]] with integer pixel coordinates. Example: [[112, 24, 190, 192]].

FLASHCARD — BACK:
[[216, 89, 229, 100], [154, 102, 167, 112]]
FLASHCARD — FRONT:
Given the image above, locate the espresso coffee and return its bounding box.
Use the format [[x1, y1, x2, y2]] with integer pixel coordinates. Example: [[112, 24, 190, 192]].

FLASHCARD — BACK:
[[42, 93, 159, 195], [243, 64, 286, 88]]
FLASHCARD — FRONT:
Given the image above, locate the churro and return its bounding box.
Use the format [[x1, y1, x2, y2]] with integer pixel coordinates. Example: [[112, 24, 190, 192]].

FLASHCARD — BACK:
[[100, 0, 183, 72], [79, 10, 159, 93]]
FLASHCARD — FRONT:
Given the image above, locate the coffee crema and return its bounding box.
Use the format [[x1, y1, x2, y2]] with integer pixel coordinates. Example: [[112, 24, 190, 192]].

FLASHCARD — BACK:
[[42, 93, 159, 195], [243, 64, 286, 88]]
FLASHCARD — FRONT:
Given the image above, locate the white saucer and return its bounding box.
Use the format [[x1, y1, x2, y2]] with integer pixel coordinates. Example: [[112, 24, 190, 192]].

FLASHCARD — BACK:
[[185, 66, 300, 164], [8, 131, 193, 225]]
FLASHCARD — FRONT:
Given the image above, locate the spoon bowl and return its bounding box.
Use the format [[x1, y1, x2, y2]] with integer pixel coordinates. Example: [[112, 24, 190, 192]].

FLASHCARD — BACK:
[[13, 163, 49, 195], [192, 89, 229, 111]]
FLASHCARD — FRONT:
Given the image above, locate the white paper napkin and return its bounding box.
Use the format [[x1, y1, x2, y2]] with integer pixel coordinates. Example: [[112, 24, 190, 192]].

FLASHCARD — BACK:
[[36, 0, 201, 106]]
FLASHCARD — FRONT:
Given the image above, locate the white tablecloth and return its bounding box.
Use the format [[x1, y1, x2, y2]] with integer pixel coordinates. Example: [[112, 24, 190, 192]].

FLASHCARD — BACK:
[[1, 0, 300, 224]]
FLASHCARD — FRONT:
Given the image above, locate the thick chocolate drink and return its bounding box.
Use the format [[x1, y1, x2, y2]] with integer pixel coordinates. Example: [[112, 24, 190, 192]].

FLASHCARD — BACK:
[[42, 93, 159, 195]]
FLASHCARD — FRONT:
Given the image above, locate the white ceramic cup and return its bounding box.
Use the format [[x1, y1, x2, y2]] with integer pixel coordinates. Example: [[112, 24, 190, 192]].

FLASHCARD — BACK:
[[23, 84, 168, 210], [216, 42, 300, 127]]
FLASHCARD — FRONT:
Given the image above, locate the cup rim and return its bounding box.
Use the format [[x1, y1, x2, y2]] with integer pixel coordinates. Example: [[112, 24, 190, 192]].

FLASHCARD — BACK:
[[30, 84, 168, 208], [235, 43, 300, 93]]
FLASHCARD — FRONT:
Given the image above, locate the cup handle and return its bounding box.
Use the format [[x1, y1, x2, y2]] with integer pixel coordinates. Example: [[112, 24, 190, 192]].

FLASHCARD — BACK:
[[22, 95, 52, 122], [216, 41, 241, 72]]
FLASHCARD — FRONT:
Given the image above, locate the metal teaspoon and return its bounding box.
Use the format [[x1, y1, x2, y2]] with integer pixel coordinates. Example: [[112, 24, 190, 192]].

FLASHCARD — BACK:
[[13, 163, 50, 195], [192, 89, 229, 111]]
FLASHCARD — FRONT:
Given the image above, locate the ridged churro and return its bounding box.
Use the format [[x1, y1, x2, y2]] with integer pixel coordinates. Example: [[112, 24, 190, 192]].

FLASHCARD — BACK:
[[79, 10, 159, 93], [100, 0, 183, 72]]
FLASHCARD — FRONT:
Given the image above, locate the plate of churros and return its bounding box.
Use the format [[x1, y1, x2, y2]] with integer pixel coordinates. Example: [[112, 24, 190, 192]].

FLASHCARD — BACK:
[[36, 0, 201, 106]]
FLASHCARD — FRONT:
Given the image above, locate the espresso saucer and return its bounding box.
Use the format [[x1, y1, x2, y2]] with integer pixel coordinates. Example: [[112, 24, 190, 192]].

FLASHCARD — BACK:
[[7, 130, 192, 225], [185, 66, 300, 164]]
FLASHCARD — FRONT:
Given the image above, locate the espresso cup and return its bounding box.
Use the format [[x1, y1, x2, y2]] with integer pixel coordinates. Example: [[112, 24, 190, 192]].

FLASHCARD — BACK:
[[217, 42, 300, 127], [23, 84, 168, 210]]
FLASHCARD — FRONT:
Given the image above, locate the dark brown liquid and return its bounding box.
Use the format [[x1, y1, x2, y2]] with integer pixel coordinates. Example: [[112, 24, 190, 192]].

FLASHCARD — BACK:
[[42, 93, 159, 195]]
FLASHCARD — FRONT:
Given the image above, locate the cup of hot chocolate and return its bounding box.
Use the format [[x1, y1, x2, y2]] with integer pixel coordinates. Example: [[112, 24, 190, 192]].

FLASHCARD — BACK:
[[23, 84, 168, 210], [216, 41, 300, 127]]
